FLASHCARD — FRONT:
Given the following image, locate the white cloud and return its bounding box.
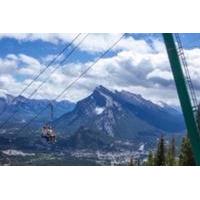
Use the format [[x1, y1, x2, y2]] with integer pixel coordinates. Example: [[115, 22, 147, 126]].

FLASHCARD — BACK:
[[0, 56, 18, 74], [76, 34, 152, 53], [56, 46, 200, 106], [0, 48, 179, 105], [0, 74, 15, 87], [147, 69, 173, 82], [0, 33, 153, 54], [0, 54, 45, 78], [0, 33, 77, 44], [1, 35, 200, 107], [18, 54, 41, 66]]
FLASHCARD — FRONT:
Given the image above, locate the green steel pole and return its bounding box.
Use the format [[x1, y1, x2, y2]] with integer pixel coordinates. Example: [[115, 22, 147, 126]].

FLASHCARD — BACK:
[[163, 33, 200, 165]]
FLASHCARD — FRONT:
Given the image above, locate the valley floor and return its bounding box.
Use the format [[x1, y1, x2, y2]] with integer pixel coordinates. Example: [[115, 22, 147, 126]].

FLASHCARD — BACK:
[[0, 149, 148, 166]]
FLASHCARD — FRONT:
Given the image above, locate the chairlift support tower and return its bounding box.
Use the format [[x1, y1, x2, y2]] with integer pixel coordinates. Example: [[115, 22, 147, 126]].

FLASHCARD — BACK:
[[163, 33, 200, 165]]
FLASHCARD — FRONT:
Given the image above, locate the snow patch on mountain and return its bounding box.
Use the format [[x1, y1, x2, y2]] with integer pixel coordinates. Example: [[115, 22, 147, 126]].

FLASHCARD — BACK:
[[95, 107, 105, 115], [120, 90, 145, 105], [99, 92, 113, 107], [157, 101, 166, 108], [20, 119, 26, 123], [138, 144, 145, 152]]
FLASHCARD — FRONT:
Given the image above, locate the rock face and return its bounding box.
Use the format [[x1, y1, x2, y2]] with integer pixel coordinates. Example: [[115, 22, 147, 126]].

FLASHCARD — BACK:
[[65, 127, 115, 150], [55, 86, 185, 139]]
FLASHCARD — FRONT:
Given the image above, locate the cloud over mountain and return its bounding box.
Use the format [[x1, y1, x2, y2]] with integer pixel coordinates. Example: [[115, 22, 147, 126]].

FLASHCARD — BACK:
[[0, 34, 199, 106]]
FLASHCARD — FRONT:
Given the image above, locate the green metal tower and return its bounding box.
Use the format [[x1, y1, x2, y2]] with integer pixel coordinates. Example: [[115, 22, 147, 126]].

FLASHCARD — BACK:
[[163, 33, 200, 165]]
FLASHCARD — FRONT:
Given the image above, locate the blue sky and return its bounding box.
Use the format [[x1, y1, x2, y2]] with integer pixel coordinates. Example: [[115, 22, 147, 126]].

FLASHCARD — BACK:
[[0, 33, 200, 106]]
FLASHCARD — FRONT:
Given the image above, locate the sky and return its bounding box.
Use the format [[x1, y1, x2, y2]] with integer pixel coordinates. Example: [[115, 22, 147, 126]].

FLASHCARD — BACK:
[[0, 33, 200, 106]]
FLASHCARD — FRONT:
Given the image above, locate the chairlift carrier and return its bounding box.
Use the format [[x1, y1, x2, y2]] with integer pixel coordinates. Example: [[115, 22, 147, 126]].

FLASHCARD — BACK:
[[41, 103, 56, 142]]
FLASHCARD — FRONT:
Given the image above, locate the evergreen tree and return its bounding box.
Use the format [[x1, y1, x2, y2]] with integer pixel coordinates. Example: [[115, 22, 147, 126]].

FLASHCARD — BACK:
[[136, 158, 141, 166], [155, 135, 166, 166], [179, 136, 196, 166], [128, 157, 134, 166], [147, 151, 154, 166], [166, 137, 176, 166]]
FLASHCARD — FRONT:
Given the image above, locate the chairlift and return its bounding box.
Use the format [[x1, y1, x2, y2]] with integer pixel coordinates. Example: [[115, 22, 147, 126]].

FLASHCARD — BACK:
[[41, 103, 56, 143]]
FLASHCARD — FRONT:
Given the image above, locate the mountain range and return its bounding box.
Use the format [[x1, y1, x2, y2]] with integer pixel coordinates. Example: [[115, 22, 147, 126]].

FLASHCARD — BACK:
[[0, 94, 75, 126], [54, 85, 185, 140], [0, 86, 185, 152]]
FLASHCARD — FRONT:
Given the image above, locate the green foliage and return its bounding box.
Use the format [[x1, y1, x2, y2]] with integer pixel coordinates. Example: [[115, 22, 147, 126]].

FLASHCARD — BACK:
[[166, 137, 176, 166], [179, 136, 196, 166], [146, 151, 154, 166], [155, 135, 166, 166], [128, 157, 134, 166], [146, 135, 197, 166], [146, 135, 196, 166]]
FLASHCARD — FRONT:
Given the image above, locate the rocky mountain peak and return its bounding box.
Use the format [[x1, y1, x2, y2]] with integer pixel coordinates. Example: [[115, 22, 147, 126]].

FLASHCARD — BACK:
[[55, 85, 185, 138]]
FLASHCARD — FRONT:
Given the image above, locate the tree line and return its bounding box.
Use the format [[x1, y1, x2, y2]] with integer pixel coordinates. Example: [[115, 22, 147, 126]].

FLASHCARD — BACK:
[[146, 135, 196, 166]]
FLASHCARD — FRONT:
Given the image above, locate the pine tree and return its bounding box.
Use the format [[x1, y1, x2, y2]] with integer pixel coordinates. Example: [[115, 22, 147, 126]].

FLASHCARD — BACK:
[[179, 136, 196, 166], [136, 158, 141, 166], [147, 151, 154, 166], [128, 157, 134, 166], [166, 137, 176, 166], [155, 135, 166, 166]]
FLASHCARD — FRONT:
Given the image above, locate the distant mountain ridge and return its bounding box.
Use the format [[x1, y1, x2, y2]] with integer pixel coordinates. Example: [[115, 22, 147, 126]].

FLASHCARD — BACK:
[[0, 94, 75, 125]]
